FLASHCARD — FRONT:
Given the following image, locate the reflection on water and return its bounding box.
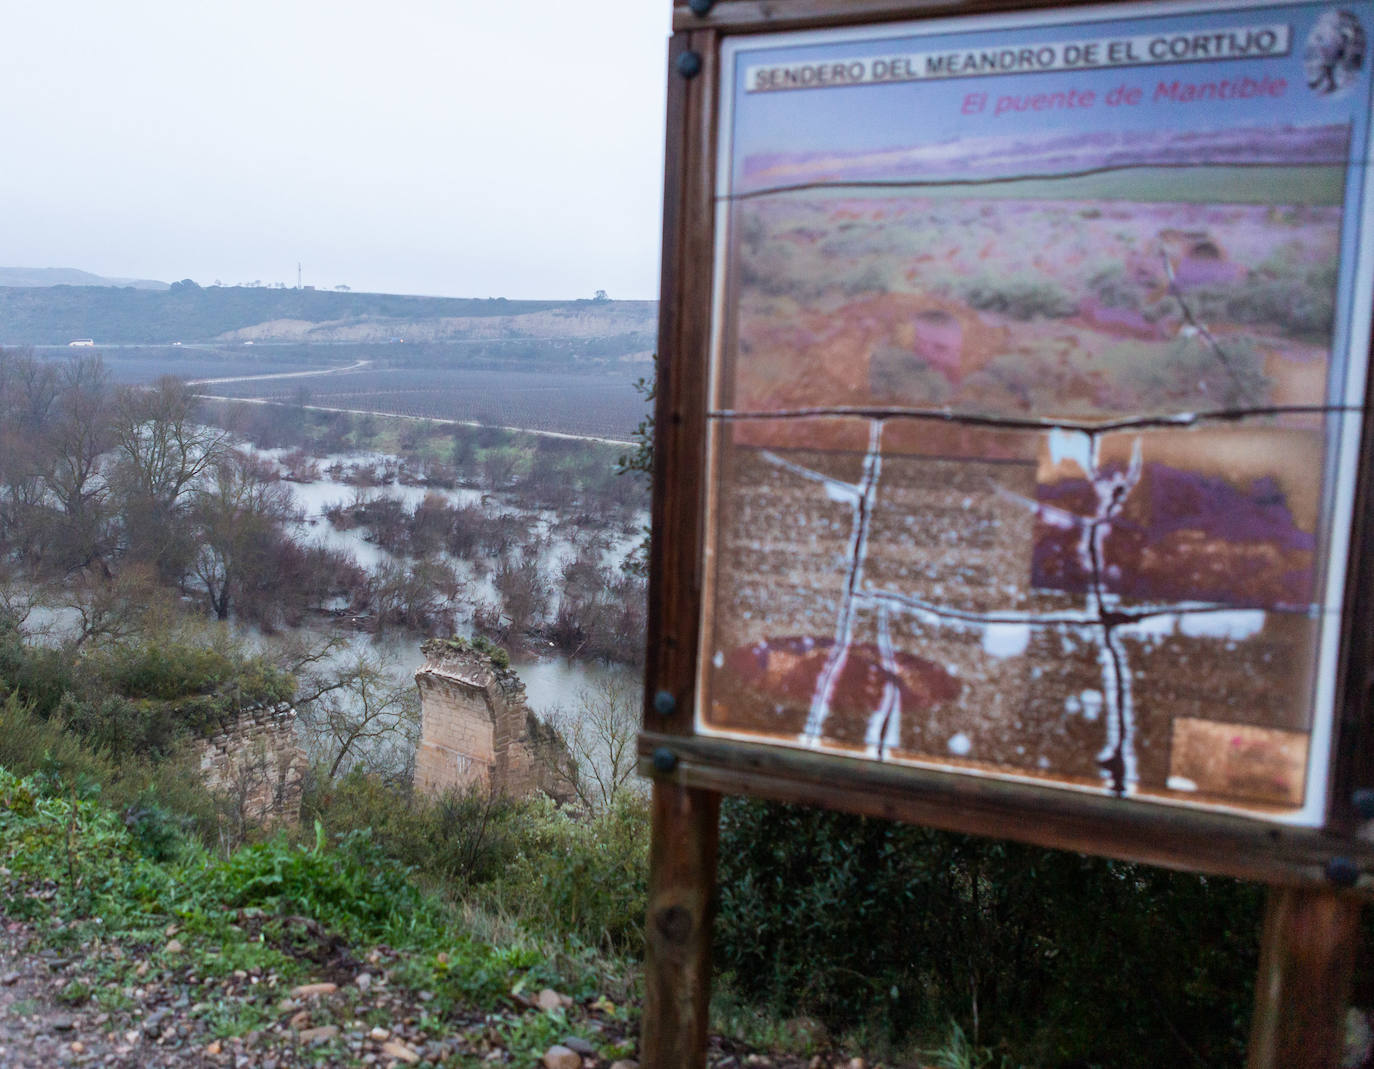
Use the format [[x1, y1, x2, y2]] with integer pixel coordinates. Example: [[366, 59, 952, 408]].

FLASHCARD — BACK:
[[513, 654, 639, 717], [319, 628, 639, 719]]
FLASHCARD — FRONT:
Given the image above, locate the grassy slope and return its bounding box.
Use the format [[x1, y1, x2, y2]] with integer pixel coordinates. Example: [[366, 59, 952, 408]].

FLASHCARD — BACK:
[[0, 764, 643, 1067], [0, 287, 651, 346]]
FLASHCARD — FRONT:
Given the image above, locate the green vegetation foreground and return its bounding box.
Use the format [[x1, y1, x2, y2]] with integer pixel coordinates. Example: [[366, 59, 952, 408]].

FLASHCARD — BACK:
[[0, 628, 1277, 1068], [0, 683, 1275, 1069], [0, 755, 649, 1068]]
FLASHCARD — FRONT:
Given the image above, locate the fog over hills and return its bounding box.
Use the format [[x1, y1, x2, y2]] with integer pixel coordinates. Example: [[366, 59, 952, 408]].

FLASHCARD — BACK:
[[0, 266, 169, 290]]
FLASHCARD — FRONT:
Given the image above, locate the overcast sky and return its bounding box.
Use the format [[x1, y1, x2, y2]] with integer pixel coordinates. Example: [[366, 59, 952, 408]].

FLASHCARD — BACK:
[[0, 1, 671, 299]]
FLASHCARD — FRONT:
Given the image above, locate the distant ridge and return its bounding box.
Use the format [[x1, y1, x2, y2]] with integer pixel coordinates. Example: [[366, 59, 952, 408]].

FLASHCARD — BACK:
[[0, 266, 168, 290], [740, 122, 1350, 193], [0, 283, 657, 350]]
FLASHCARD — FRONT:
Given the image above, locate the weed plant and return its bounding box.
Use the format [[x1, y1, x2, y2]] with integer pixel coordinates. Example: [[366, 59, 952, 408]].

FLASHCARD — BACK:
[[304, 770, 533, 888], [715, 797, 1263, 1066], [306, 770, 649, 956], [0, 692, 221, 841], [481, 792, 649, 955]]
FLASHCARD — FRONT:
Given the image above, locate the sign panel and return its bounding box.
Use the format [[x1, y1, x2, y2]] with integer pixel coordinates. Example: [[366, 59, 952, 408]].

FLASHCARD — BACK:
[[697, 0, 1374, 824]]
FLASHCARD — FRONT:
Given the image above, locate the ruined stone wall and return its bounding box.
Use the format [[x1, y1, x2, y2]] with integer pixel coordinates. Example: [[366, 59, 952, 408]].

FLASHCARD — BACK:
[[414, 640, 575, 800], [413, 664, 497, 795], [197, 703, 306, 827]]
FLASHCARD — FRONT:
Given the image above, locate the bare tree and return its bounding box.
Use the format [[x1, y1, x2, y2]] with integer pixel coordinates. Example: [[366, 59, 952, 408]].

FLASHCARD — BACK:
[[493, 546, 550, 642], [0, 350, 58, 563], [0, 431, 48, 565], [549, 545, 649, 662], [41, 356, 114, 573], [191, 451, 297, 620], [110, 377, 228, 578], [212, 736, 305, 851], [62, 566, 178, 652], [368, 558, 461, 635], [0, 348, 59, 431], [294, 653, 421, 780], [545, 677, 642, 811], [0, 572, 43, 633]]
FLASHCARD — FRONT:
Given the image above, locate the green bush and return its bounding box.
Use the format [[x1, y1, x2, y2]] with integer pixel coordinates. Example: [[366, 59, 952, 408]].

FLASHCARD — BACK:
[[206, 826, 425, 943], [304, 771, 536, 889], [83, 642, 293, 737], [1178, 258, 1339, 340], [1093, 334, 1272, 410], [122, 792, 195, 863], [0, 633, 73, 719], [309, 772, 649, 953], [0, 691, 114, 784], [425, 634, 510, 671], [485, 793, 649, 955], [1224, 268, 1337, 338], [0, 692, 220, 846], [0, 633, 293, 761], [57, 691, 182, 760], [715, 798, 1261, 1065]]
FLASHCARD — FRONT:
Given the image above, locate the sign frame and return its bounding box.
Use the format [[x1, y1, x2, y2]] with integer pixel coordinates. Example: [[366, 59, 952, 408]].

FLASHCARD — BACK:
[[646, 0, 1374, 895], [641, 1, 1374, 1064]]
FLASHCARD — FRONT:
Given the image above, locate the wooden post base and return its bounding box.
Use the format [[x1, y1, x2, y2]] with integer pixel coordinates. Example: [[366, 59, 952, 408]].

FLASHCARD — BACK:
[[1247, 885, 1363, 1069], [641, 782, 721, 1069]]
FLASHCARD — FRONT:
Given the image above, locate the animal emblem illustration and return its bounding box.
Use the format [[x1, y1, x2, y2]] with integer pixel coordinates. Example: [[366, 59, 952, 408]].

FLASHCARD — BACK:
[[1305, 10, 1366, 94]]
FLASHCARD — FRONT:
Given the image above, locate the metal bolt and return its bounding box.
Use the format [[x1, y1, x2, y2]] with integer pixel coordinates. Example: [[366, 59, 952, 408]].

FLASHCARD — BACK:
[[688, 0, 715, 15], [652, 747, 679, 773], [1354, 789, 1374, 819], [1325, 856, 1360, 888], [653, 690, 676, 716], [677, 51, 703, 79]]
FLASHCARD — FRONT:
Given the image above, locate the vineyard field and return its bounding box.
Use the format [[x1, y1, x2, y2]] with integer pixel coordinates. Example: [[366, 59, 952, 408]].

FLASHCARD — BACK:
[[201, 366, 648, 440], [30, 348, 335, 385]]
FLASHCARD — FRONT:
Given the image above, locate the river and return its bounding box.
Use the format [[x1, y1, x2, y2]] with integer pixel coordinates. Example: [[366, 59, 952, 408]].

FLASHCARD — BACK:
[[258, 447, 645, 721]]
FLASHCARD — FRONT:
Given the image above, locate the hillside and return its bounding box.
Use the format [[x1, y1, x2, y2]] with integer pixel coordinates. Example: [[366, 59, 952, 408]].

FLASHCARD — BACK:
[[0, 266, 168, 290], [0, 765, 650, 1069], [0, 283, 657, 349]]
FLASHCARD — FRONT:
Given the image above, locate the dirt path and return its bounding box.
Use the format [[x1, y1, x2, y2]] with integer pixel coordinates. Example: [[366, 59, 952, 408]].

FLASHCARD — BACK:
[[185, 359, 373, 387], [0, 917, 844, 1069], [0, 921, 213, 1068]]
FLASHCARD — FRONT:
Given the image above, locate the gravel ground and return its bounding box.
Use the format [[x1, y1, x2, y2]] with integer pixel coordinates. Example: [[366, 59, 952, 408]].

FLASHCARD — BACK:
[[0, 920, 214, 1068], [0, 918, 865, 1069]]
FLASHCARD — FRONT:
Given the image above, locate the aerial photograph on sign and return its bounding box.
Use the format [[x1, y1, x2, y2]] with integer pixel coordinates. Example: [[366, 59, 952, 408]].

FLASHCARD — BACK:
[[698, 1, 1374, 822]]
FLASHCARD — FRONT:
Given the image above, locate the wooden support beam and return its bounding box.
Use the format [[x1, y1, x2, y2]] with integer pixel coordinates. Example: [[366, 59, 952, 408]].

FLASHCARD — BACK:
[[640, 733, 1374, 892], [641, 782, 721, 1069], [1247, 886, 1363, 1069], [672, 0, 1139, 33]]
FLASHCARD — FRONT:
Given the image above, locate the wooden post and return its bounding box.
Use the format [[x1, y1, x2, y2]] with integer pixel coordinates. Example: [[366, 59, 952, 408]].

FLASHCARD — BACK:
[[642, 781, 721, 1069], [1247, 886, 1363, 1069]]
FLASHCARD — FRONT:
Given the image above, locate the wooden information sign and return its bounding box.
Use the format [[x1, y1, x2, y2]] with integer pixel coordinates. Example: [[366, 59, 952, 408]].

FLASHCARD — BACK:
[[642, 1, 1374, 1064]]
